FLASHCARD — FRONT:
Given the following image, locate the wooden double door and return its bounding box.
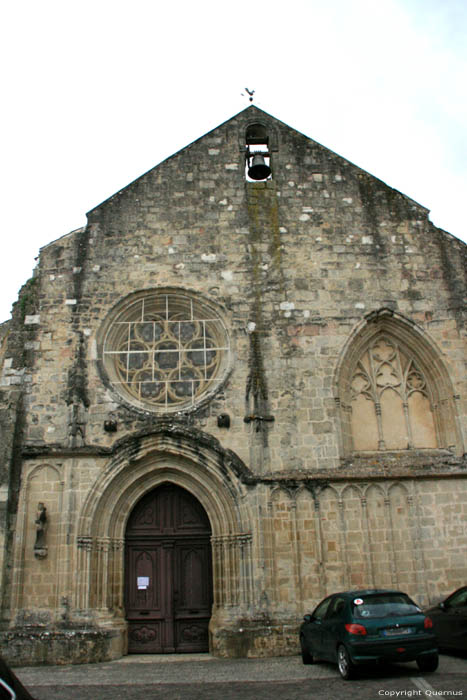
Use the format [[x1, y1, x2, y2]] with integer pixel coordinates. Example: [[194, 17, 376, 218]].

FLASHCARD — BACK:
[[125, 484, 213, 653]]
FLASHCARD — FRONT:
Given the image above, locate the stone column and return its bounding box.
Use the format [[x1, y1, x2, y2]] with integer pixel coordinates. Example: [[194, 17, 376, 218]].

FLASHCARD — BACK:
[[313, 495, 326, 598], [211, 534, 253, 610], [95, 537, 111, 612], [75, 535, 93, 611], [290, 499, 303, 612]]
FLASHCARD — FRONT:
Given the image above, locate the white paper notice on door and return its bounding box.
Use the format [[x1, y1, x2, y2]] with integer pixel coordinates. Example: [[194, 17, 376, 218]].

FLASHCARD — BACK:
[[137, 576, 149, 590]]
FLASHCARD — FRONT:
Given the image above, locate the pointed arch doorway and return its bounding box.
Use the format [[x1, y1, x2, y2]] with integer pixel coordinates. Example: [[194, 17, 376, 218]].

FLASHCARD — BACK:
[[125, 483, 213, 653]]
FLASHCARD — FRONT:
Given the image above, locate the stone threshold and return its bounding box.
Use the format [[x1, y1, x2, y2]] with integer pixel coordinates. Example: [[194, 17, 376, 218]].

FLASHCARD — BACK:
[[114, 653, 216, 664]]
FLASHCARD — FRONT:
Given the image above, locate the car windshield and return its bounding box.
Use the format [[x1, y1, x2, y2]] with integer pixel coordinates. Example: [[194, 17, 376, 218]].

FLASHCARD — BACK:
[[447, 588, 467, 608], [352, 593, 420, 619]]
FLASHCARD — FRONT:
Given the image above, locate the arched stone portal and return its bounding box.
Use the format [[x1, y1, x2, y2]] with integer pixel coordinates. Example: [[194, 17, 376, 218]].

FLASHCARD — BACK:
[[74, 429, 254, 658], [125, 483, 213, 653]]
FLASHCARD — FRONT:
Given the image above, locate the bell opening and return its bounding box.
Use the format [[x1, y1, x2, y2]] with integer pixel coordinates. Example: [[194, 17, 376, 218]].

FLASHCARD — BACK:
[[245, 123, 272, 182]]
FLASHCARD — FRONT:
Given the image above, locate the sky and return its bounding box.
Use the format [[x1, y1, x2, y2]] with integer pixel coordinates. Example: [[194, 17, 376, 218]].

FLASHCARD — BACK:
[[1, 0, 466, 322]]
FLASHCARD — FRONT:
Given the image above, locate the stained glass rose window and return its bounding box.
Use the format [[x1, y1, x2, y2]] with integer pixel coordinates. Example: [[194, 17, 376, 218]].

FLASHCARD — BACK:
[[101, 291, 230, 412]]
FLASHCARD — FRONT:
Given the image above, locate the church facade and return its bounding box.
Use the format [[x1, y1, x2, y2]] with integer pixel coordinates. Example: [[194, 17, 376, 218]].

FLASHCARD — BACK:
[[0, 106, 465, 665]]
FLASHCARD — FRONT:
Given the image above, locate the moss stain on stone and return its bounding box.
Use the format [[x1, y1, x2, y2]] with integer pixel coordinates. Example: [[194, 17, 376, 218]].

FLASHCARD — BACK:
[[15, 277, 39, 322], [245, 182, 285, 408]]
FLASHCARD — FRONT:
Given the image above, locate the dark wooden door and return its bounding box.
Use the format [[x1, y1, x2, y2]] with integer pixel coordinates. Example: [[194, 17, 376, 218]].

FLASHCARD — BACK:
[[125, 484, 213, 653]]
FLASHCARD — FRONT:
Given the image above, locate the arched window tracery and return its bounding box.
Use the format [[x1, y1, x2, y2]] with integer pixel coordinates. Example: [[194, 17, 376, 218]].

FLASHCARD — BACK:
[[350, 336, 437, 451], [98, 290, 230, 413], [334, 311, 462, 457]]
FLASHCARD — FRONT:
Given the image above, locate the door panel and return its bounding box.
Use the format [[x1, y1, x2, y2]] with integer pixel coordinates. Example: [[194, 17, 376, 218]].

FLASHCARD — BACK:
[[127, 547, 163, 614], [173, 542, 212, 652], [177, 544, 211, 610], [125, 485, 212, 653], [126, 544, 168, 653]]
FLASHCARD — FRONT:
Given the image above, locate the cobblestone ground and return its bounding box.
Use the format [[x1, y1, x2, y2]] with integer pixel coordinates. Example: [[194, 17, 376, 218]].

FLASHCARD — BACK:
[[14, 653, 467, 700]]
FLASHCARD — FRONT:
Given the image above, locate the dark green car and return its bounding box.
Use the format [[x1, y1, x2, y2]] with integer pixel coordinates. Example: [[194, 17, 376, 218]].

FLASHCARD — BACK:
[[300, 589, 438, 680]]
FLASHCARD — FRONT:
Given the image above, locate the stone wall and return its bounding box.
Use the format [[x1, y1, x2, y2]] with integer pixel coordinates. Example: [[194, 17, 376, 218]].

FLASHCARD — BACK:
[[0, 106, 465, 663]]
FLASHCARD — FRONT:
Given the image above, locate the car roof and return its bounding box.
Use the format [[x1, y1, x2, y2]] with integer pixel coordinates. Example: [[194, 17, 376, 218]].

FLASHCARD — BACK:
[[446, 585, 467, 597], [333, 589, 409, 598]]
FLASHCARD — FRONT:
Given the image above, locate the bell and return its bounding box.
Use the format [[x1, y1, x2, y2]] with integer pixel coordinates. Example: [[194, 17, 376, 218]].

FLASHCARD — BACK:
[[248, 154, 271, 180]]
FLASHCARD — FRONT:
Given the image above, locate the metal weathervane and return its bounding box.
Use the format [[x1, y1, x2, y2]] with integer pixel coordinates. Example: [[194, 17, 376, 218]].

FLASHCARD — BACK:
[[241, 88, 255, 103]]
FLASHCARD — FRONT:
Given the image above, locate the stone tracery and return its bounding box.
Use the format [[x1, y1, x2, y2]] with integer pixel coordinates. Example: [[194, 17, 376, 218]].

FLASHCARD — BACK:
[[335, 311, 461, 456], [350, 335, 437, 450], [101, 291, 230, 412]]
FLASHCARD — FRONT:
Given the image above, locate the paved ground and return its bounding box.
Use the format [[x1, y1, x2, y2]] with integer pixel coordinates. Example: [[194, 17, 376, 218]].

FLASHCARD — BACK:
[[13, 652, 467, 700]]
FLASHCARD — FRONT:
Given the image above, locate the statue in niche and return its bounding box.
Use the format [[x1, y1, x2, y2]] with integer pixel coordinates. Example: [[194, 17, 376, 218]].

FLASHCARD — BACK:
[[34, 502, 48, 558]]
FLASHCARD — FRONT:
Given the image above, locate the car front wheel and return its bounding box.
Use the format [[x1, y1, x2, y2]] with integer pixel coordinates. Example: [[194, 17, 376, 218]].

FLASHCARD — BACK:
[[416, 654, 439, 673], [337, 644, 355, 680]]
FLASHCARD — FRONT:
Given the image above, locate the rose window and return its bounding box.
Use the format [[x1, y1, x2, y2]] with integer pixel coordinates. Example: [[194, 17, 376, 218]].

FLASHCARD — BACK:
[[102, 292, 229, 411]]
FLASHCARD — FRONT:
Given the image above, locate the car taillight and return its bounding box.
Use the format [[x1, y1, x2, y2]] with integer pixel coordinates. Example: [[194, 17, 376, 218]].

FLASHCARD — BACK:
[[345, 623, 367, 635], [424, 617, 433, 629]]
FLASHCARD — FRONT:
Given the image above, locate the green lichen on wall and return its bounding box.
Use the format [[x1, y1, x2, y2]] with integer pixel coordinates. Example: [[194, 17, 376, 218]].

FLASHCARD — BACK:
[[15, 277, 39, 321], [246, 182, 284, 293], [245, 181, 284, 409], [6, 276, 40, 370]]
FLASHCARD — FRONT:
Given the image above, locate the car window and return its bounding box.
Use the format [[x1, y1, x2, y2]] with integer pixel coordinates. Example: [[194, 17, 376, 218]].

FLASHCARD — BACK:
[[313, 596, 333, 620], [352, 593, 420, 619], [447, 588, 467, 608], [326, 596, 346, 619]]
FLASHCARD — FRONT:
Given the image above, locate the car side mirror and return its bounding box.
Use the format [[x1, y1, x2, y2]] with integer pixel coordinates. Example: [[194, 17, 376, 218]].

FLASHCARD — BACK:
[[439, 602, 446, 610], [303, 614, 312, 623]]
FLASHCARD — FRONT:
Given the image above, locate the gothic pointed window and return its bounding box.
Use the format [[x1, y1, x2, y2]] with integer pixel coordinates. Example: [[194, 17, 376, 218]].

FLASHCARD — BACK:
[[350, 336, 437, 451], [335, 311, 462, 456]]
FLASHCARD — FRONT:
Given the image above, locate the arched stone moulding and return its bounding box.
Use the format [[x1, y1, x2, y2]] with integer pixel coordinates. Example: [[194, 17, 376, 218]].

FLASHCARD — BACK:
[[74, 429, 254, 642], [333, 309, 463, 456]]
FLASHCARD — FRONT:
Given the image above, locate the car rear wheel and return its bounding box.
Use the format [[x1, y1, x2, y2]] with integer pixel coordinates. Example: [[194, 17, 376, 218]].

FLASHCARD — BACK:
[[337, 644, 355, 680], [300, 636, 314, 665], [416, 653, 439, 673]]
